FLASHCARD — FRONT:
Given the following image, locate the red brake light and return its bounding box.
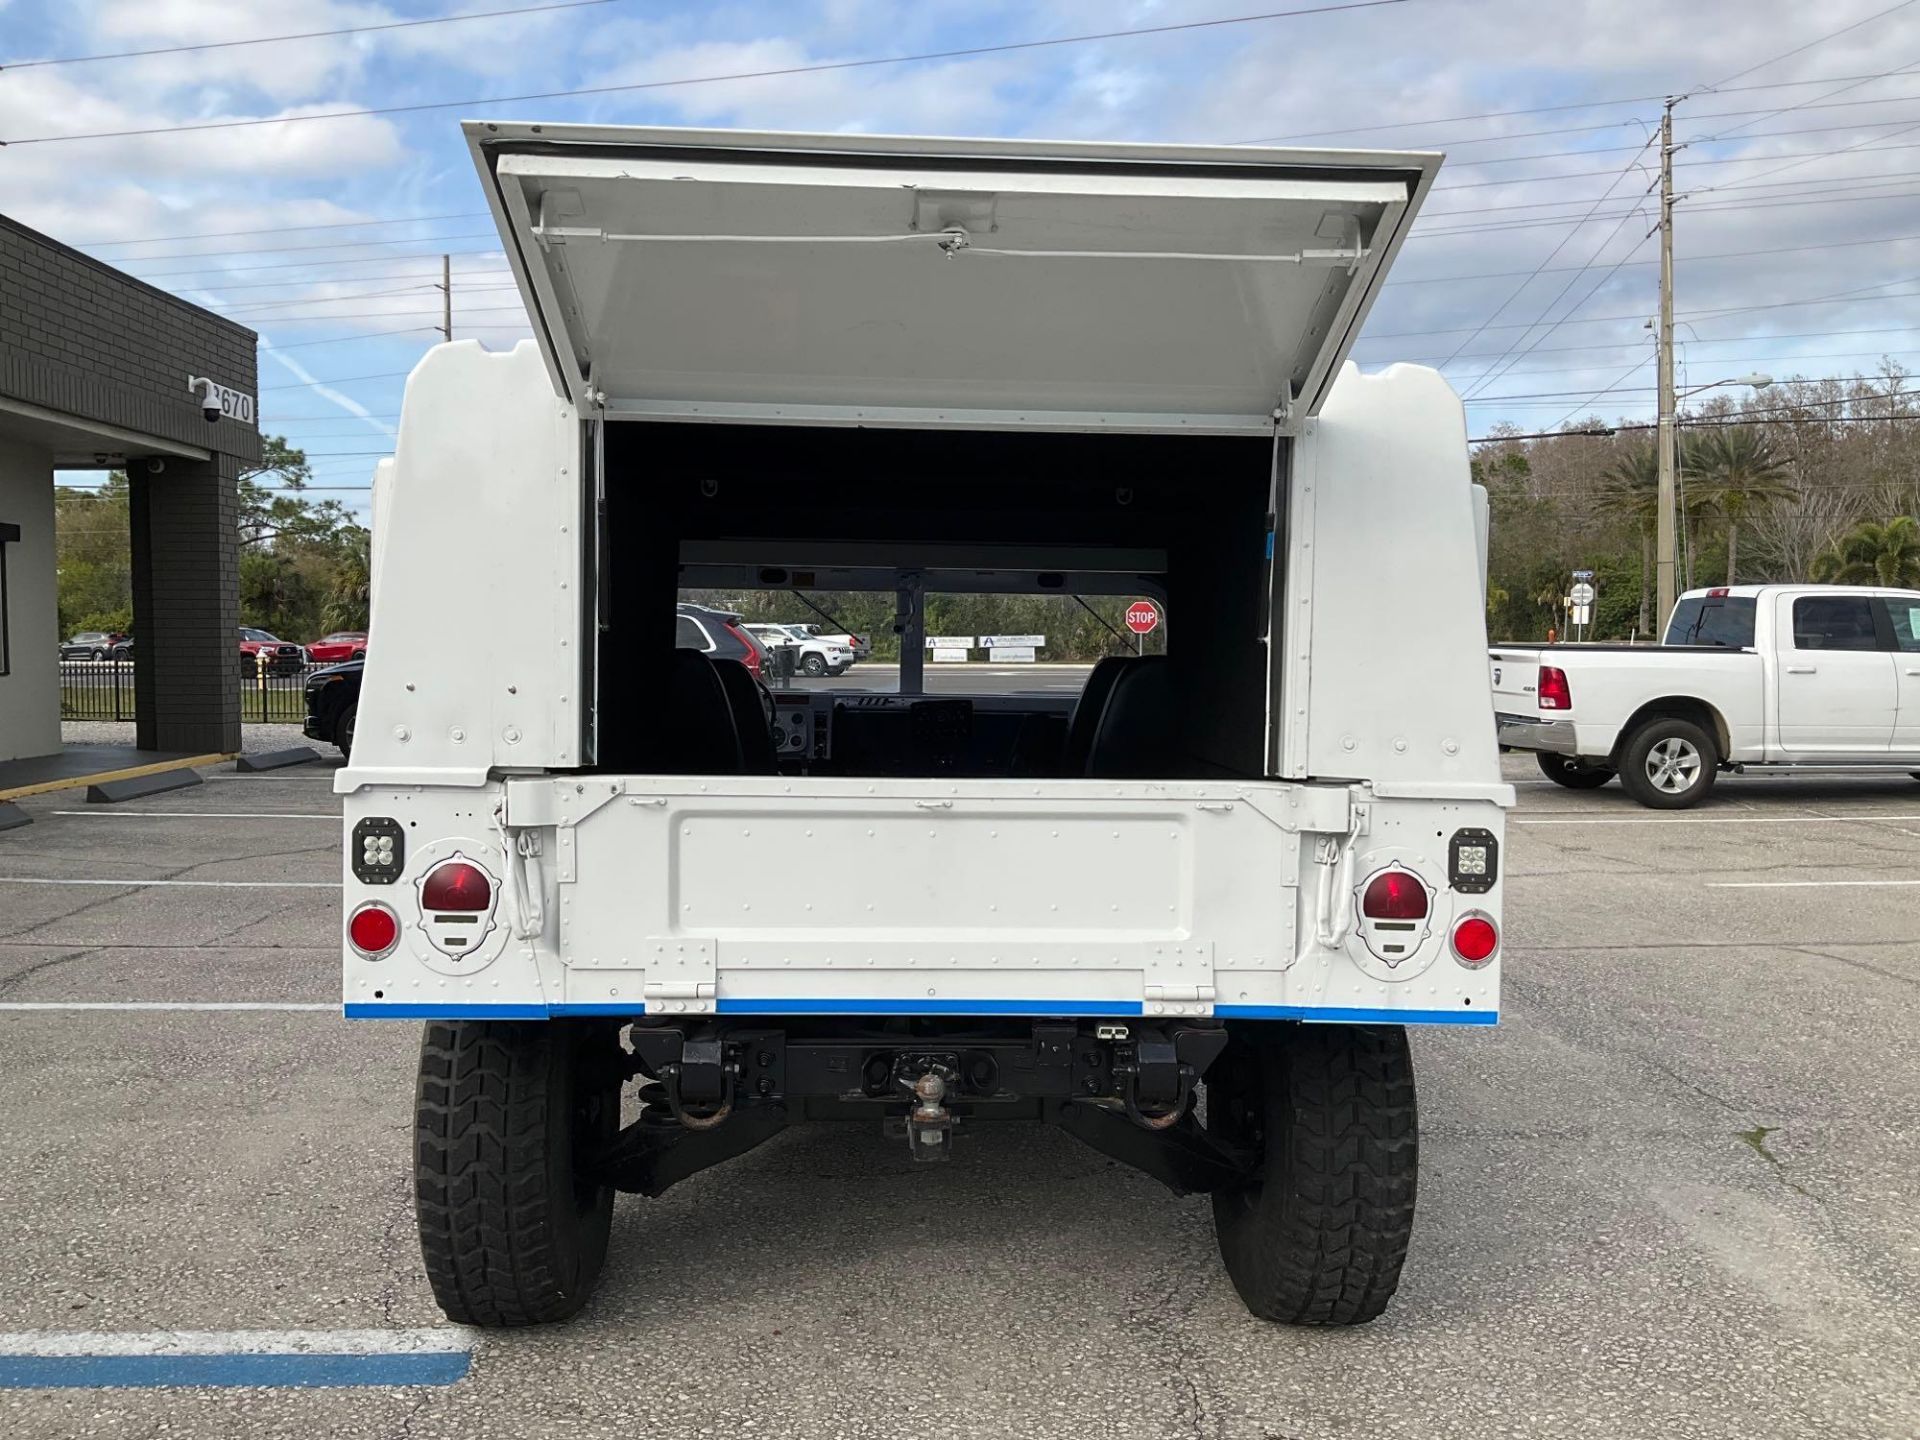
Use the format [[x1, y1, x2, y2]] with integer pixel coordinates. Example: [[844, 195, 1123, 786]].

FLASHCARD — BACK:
[[1706, 587, 1729, 598], [725, 621, 764, 679], [422, 861, 491, 912], [1537, 665, 1572, 710], [348, 902, 399, 957], [1361, 869, 1429, 921], [1452, 914, 1499, 965]]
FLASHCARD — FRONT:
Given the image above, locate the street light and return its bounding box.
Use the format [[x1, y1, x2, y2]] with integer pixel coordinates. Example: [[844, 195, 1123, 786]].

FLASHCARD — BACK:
[[1655, 373, 1773, 630], [1680, 372, 1773, 397]]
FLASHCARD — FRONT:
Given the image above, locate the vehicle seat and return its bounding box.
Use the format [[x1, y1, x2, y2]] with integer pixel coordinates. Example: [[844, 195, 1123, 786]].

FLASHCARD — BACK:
[[661, 649, 744, 773], [1060, 655, 1133, 775], [712, 658, 777, 774], [1084, 656, 1175, 778]]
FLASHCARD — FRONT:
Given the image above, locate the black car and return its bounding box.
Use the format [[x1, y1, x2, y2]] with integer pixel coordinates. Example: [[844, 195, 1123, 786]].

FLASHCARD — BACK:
[[304, 660, 362, 757]]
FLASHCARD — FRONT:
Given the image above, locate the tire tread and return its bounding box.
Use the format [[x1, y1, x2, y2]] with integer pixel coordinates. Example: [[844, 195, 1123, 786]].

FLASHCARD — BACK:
[[414, 1021, 609, 1327], [1213, 1024, 1417, 1326]]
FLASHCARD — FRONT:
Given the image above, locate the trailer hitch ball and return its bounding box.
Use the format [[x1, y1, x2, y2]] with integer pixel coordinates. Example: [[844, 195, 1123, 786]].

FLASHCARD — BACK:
[[905, 1072, 953, 1162]]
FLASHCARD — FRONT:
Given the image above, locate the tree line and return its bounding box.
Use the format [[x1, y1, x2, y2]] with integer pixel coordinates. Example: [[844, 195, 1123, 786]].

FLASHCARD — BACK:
[[1477, 367, 1920, 641], [55, 437, 370, 644]]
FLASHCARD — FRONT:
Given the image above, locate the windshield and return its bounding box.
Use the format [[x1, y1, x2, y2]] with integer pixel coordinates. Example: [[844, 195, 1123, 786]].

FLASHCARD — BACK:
[[1665, 596, 1756, 648], [676, 588, 1162, 698]]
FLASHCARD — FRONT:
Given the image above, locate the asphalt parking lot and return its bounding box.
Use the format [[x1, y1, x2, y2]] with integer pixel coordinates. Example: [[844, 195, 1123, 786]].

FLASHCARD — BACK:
[[2, 752, 1917, 1439]]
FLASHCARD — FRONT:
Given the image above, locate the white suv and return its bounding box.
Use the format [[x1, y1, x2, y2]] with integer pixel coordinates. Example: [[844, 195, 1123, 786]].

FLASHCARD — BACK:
[[748, 623, 857, 677]]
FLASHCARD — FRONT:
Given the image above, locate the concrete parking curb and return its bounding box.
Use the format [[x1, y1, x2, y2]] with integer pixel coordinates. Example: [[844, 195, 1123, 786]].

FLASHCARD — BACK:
[[87, 769, 204, 804], [236, 746, 323, 773]]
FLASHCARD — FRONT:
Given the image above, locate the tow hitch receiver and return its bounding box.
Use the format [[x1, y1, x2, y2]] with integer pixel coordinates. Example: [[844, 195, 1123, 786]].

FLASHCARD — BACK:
[[905, 1072, 953, 1161]]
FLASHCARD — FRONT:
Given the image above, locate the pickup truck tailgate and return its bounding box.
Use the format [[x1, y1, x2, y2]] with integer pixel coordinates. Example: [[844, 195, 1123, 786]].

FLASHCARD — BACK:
[[1488, 649, 1543, 718]]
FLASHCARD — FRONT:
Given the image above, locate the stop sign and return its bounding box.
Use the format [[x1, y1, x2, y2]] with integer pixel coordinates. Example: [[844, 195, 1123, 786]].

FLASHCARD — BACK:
[[1125, 599, 1160, 635]]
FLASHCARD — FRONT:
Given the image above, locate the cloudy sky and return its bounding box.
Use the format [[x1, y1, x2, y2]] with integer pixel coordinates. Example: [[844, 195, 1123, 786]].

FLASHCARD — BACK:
[[3, 0, 1918, 513]]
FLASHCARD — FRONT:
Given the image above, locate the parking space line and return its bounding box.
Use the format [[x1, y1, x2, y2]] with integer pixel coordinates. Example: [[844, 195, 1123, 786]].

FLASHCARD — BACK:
[[1517, 813, 1920, 826], [1706, 879, 1920, 889], [0, 877, 338, 888], [0, 1328, 474, 1389], [0, 1002, 334, 1012], [48, 811, 337, 820]]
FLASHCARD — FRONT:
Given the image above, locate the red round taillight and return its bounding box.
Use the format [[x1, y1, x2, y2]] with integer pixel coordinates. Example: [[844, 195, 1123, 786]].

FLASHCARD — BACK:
[[1452, 913, 1499, 966], [348, 902, 399, 958], [1361, 869, 1430, 921], [422, 860, 491, 912]]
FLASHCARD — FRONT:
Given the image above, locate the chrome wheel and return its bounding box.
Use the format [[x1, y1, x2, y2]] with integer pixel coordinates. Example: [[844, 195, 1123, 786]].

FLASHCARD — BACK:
[[1645, 736, 1702, 794]]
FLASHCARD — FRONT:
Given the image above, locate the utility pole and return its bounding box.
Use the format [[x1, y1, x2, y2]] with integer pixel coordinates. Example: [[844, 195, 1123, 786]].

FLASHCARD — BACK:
[[1654, 98, 1679, 630], [436, 254, 452, 342]]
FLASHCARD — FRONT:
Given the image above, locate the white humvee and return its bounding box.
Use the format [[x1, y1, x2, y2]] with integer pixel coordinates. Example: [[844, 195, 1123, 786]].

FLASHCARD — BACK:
[[339, 123, 1508, 1328]]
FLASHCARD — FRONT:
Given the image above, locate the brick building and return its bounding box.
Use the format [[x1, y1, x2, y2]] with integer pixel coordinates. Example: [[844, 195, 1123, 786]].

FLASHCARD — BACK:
[[0, 213, 260, 763]]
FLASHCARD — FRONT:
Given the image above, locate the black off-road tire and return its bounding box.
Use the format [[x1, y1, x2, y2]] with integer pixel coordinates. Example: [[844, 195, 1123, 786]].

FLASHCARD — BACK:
[[800, 652, 828, 677], [415, 1020, 620, 1327], [1617, 715, 1718, 809], [1536, 753, 1615, 789], [1209, 1024, 1418, 1326], [336, 704, 357, 760]]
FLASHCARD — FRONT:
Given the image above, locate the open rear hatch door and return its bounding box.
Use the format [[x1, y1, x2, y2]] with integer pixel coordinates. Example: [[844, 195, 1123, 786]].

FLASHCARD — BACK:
[[468, 123, 1437, 434]]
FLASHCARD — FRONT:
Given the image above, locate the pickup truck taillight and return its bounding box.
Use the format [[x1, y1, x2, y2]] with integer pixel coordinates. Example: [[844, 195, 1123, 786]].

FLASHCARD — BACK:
[[1537, 665, 1572, 710]]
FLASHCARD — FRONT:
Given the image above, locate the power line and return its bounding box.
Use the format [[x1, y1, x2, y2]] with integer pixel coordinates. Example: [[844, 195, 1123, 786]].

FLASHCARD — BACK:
[[1471, 411, 1917, 442], [1700, 0, 1920, 91], [1, 2, 1413, 147], [1231, 64, 1920, 144], [260, 371, 419, 393], [78, 213, 494, 250], [114, 232, 499, 266], [2, 0, 628, 70], [1385, 230, 1920, 287], [129, 246, 507, 281]]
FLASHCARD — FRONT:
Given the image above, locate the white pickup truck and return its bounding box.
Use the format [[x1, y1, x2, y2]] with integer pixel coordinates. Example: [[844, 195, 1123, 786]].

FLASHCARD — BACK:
[[1493, 583, 1920, 807]]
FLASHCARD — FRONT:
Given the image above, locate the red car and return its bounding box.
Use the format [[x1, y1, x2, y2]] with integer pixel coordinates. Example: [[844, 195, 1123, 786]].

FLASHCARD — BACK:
[[305, 631, 369, 664]]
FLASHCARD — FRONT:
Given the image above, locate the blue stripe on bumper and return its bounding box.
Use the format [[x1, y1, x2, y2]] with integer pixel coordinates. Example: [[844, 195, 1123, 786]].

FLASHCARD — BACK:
[[348, 1000, 1493, 1024]]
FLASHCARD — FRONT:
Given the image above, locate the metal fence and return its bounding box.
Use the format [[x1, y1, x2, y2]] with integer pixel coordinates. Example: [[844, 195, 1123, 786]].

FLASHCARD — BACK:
[[60, 659, 311, 724]]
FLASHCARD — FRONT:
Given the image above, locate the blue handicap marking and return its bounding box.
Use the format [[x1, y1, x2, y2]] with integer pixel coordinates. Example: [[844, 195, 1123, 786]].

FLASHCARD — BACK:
[[0, 1329, 475, 1390]]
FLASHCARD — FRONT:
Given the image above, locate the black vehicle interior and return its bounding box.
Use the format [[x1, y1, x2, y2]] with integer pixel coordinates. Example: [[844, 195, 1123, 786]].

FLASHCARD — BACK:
[[599, 423, 1275, 780]]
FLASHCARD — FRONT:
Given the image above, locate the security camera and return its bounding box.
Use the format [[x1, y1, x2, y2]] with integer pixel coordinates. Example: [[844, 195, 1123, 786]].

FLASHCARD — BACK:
[[146, 458, 166, 476], [188, 376, 221, 423]]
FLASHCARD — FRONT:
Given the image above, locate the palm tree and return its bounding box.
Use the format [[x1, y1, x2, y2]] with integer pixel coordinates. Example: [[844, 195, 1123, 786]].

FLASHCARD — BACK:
[[1595, 443, 1658, 634], [1812, 516, 1920, 587], [1682, 426, 1796, 584]]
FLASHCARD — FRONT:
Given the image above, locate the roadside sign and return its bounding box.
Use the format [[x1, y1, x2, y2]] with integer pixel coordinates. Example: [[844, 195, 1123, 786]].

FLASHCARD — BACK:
[[1572, 569, 1594, 581], [979, 634, 1044, 648], [924, 636, 975, 649], [1124, 600, 1160, 635], [929, 647, 969, 664], [1570, 582, 1596, 605], [1572, 603, 1592, 626], [994, 647, 1038, 663]]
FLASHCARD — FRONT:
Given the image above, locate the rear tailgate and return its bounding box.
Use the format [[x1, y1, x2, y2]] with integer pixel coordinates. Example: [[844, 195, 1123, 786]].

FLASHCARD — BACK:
[[1488, 648, 1546, 719]]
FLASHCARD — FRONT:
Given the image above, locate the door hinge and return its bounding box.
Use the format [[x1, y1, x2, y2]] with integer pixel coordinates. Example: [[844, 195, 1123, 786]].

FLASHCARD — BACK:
[[642, 938, 716, 1013]]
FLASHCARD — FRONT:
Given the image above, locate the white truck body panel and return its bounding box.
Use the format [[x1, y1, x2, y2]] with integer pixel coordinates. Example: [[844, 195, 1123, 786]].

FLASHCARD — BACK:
[[1491, 584, 1920, 765], [341, 126, 1504, 1031], [467, 122, 1436, 434], [339, 776, 1500, 1025]]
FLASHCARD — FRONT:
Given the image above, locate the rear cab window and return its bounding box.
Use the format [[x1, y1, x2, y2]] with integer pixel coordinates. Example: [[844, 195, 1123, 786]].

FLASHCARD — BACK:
[[1665, 596, 1756, 647]]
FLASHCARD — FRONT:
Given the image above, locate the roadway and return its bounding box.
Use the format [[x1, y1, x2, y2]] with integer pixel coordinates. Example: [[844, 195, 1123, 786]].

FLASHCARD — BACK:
[[0, 754, 1915, 1436]]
